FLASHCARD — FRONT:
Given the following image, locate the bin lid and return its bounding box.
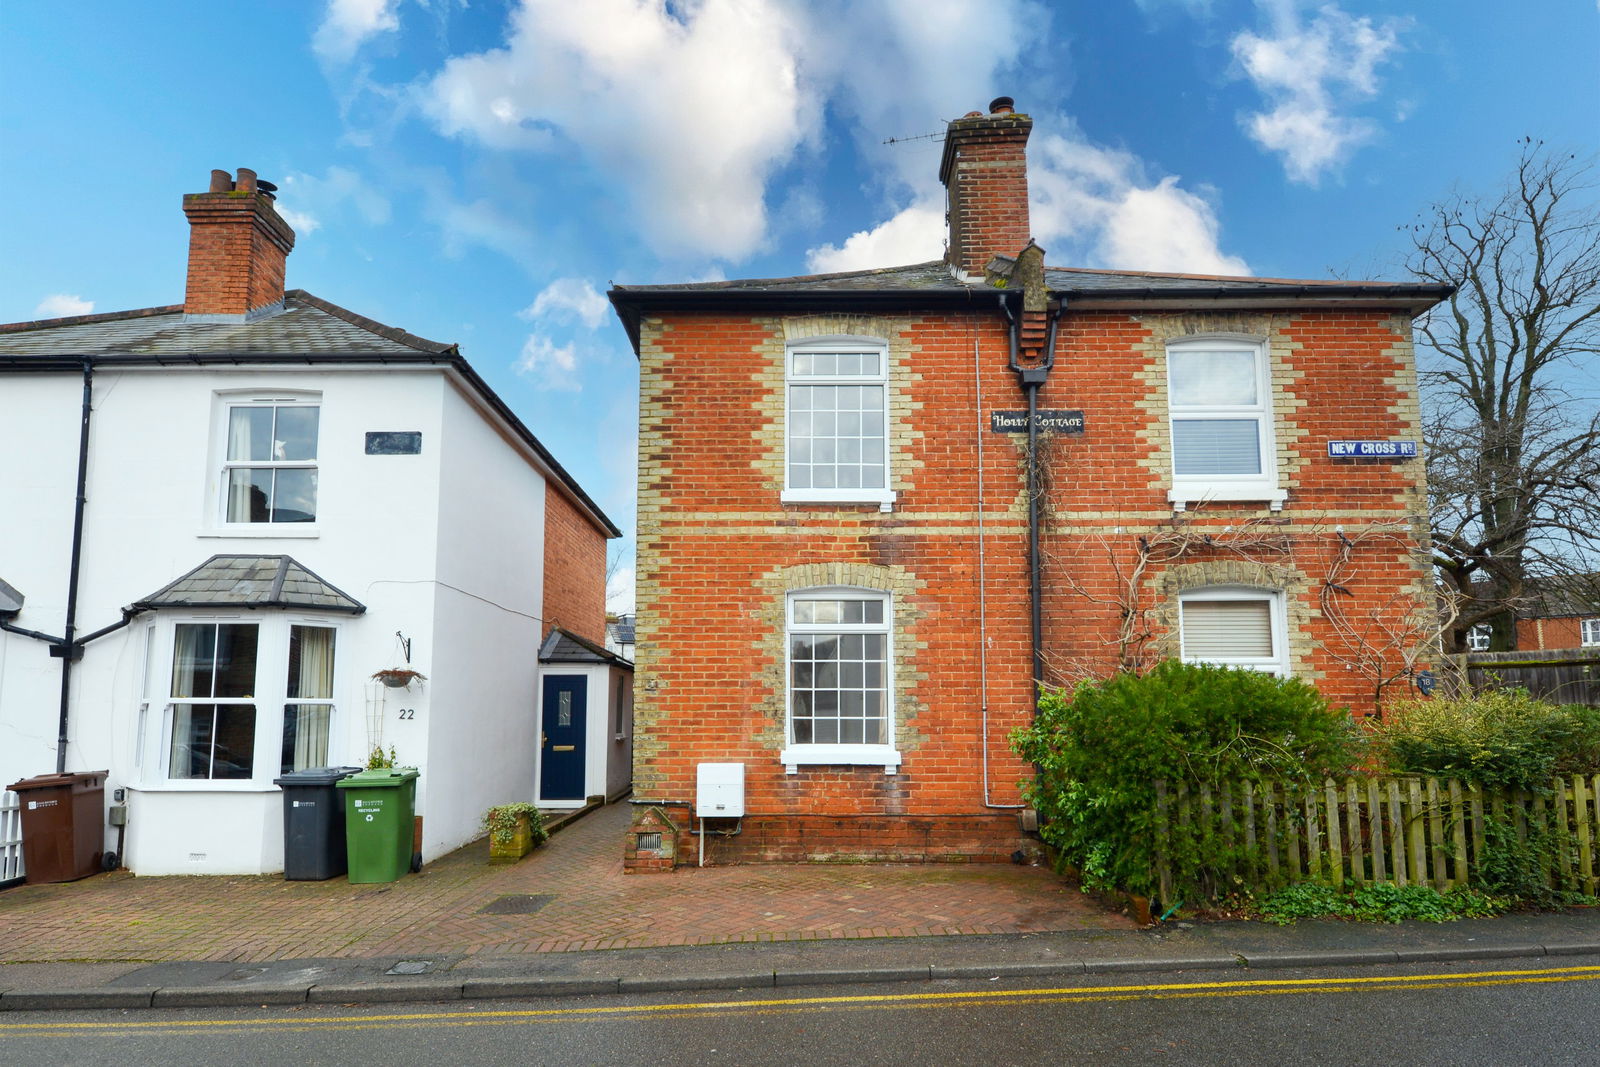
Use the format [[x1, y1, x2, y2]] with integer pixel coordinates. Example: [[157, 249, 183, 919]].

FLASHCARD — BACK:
[[335, 767, 420, 788], [6, 770, 108, 792], [274, 766, 364, 787]]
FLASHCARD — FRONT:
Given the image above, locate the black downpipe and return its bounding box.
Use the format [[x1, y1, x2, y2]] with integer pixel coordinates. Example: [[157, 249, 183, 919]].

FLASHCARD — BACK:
[[1003, 298, 1064, 717], [55, 360, 94, 773]]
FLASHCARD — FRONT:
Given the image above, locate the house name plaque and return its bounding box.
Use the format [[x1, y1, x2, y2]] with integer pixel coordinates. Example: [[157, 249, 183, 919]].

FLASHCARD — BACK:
[[990, 409, 1085, 434]]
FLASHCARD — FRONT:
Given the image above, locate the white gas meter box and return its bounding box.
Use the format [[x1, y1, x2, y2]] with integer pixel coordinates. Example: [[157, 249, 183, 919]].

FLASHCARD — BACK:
[[696, 762, 745, 818]]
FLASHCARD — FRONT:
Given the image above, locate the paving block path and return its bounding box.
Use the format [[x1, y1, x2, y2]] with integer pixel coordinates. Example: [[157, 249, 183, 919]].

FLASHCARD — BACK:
[[0, 802, 1132, 964]]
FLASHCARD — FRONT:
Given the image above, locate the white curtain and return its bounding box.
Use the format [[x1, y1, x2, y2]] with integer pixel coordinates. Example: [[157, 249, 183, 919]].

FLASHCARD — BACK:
[[226, 408, 258, 521], [289, 626, 335, 770]]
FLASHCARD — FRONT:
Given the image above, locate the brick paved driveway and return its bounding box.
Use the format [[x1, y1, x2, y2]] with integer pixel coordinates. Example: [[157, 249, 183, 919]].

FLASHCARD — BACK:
[[0, 802, 1132, 964]]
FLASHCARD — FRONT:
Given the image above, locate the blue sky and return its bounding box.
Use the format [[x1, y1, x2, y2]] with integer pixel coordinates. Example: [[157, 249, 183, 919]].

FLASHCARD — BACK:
[[3, 1, 1596, 610]]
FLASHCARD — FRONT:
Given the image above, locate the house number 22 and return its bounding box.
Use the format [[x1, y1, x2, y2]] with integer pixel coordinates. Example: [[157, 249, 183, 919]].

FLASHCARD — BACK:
[[397, 708, 416, 720]]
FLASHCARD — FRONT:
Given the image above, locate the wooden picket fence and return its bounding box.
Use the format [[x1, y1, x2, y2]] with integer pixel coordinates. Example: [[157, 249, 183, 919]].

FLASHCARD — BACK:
[[1153, 774, 1600, 906], [0, 790, 24, 887]]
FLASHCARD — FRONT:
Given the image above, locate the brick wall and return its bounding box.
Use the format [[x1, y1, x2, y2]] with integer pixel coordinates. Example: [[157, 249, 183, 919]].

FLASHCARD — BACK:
[[542, 482, 608, 645], [634, 306, 1434, 863], [182, 190, 294, 316]]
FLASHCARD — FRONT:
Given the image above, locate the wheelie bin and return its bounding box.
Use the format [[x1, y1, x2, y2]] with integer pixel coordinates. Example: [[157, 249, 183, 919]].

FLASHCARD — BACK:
[[274, 766, 363, 880], [336, 767, 419, 883], [6, 770, 107, 883]]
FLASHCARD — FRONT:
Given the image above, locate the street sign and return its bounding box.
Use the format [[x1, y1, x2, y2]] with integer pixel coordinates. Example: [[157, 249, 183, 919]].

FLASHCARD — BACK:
[[991, 409, 1085, 434], [1326, 440, 1417, 458]]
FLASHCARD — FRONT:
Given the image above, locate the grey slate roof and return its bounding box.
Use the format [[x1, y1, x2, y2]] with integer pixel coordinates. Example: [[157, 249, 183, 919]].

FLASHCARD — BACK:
[[0, 290, 450, 357], [0, 578, 23, 618], [131, 555, 365, 615], [608, 260, 1453, 352], [539, 627, 633, 668]]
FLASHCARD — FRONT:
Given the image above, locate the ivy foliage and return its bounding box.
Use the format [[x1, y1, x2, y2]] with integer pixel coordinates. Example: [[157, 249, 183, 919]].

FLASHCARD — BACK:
[[1011, 661, 1359, 899], [1372, 692, 1600, 791], [1255, 881, 1505, 925], [483, 802, 549, 846]]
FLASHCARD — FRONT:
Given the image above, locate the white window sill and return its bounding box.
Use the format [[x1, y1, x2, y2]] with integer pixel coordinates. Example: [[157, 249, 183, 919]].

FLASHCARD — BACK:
[[1169, 482, 1287, 512], [781, 744, 902, 774], [781, 489, 897, 512], [198, 526, 321, 539], [128, 782, 284, 794]]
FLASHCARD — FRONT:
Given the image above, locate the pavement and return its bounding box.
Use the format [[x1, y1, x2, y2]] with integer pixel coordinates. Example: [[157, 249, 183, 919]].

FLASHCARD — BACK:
[[2, 799, 1596, 1011]]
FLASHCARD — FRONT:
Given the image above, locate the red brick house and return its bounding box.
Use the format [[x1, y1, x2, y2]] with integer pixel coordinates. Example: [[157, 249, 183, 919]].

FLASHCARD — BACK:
[[608, 99, 1451, 867]]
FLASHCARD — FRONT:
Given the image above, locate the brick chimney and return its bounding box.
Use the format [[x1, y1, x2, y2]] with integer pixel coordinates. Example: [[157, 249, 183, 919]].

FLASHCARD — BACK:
[[939, 97, 1033, 278], [182, 168, 295, 318]]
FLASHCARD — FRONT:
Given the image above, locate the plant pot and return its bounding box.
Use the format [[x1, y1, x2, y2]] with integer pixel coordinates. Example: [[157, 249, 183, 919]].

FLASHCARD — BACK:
[[488, 814, 534, 863], [379, 674, 411, 689]]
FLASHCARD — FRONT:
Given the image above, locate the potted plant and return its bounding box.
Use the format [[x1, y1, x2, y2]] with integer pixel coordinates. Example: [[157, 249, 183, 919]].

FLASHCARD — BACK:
[[372, 667, 427, 689], [484, 801, 547, 862]]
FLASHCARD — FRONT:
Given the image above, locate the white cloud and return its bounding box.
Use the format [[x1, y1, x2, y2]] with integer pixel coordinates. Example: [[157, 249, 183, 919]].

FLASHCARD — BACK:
[[314, 0, 400, 63], [35, 294, 94, 318], [515, 333, 583, 391], [1232, 2, 1405, 183], [1029, 131, 1250, 275], [520, 278, 609, 329], [805, 200, 944, 273], [422, 0, 810, 261], [277, 165, 391, 238]]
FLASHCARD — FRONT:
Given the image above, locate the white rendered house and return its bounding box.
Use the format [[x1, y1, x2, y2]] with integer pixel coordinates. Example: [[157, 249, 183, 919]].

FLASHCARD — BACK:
[[0, 168, 621, 876]]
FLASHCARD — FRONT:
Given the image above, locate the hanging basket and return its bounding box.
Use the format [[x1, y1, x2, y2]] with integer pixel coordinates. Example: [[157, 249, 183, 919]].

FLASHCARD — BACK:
[[372, 668, 427, 689]]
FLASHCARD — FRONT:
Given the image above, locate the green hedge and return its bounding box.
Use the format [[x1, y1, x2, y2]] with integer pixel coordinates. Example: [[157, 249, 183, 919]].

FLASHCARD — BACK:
[[1011, 660, 1359, 899], [1372, 691, 1600, 791]]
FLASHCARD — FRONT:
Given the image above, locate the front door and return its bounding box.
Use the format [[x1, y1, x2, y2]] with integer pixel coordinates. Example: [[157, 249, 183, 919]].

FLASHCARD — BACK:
[[539, 675, 587, 802]]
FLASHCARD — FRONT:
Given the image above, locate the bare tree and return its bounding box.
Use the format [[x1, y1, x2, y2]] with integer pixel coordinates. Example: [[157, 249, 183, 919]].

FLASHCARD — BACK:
[[1407, 141, 1600, 652]]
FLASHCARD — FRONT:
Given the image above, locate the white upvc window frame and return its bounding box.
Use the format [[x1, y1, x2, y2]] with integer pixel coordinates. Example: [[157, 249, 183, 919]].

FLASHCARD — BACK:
[[1178, 586, 1290, 676], [211, 392, 322, 535], [781, 587, 900, 774], [780, 337, 897, 511], [139, 612, 345, 791], [1165, 336, 1286, 512], [1580, 618, 1600, 648], [1466, 623, 1492, 652]]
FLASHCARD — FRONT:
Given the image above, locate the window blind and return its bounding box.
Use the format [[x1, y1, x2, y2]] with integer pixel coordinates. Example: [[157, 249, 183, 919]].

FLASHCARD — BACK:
[[1182, 599, 1273, 658]]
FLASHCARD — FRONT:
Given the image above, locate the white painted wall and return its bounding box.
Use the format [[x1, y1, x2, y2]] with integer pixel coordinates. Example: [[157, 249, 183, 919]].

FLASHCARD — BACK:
[[0, 361, 579, 875], [534, 662, 634, 807]]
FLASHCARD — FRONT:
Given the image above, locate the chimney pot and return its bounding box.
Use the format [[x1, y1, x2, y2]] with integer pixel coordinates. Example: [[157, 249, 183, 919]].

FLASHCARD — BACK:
[[235, 168, 258, 194], [209, 169, 234, 193], [989, 96, 1015, 114]]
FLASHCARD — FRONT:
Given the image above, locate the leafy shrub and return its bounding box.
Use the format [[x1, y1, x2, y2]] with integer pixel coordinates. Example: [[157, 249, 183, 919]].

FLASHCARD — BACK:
[[1255, 881, 1505, 925], [483, 802, 548, 846], [1011, 660, 1360, 900], [1373, 691, 1600, 790]]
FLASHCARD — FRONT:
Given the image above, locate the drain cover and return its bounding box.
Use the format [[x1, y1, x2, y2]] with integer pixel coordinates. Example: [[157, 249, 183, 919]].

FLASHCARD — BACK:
[[386, 960, 433, 976], [480, 893, 554, 915]]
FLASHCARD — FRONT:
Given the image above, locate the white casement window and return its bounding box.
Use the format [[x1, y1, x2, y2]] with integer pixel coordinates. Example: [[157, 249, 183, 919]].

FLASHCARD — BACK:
[[1178, 587, 1289, 675], [152, 616, 340, 786], [782, 339, 895, 509], [220, 397, 320, 524], [1582, 618, 1600, 647], [1166, 338, 1286, 511], [782, 589, 900, 773], [1466, 624, 1492, 652]]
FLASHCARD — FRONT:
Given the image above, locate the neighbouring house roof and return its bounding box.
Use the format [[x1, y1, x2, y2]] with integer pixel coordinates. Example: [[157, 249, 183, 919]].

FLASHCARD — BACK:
[[607, 615, 636, 646], [0, 292, 621, 539], [540, 627, 633, 668], [608, 259, 1454, 353], [1519, 576, 1600, 620], [0, 578, 22, 618], [130, 555, 366, 615]]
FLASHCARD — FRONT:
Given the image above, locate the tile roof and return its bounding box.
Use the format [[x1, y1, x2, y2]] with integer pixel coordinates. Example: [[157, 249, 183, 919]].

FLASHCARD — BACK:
[[539, 627, 633, 668], [131, 555, 365, 614], [0, 290, 450, 357]]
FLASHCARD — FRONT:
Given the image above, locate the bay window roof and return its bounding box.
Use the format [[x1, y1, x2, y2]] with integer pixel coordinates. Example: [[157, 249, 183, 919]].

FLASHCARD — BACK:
[[130, 555, 365, 615]]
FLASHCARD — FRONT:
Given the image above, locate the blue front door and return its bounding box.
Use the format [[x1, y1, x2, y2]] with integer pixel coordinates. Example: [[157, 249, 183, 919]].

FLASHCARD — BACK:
[[539, 675, 587, 801]]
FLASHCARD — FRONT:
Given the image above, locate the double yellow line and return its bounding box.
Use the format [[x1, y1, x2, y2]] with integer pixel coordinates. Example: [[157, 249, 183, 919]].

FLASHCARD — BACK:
[[6, 965, 1598, 1035]]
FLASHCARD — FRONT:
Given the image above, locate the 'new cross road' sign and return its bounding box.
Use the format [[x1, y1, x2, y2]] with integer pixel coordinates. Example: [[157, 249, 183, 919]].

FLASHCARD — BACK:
[[1327, 440, 1417, 458]]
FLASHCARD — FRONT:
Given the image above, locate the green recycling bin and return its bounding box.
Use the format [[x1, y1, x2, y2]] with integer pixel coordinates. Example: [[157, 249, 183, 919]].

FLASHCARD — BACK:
[[336, 768, 419, 883]]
